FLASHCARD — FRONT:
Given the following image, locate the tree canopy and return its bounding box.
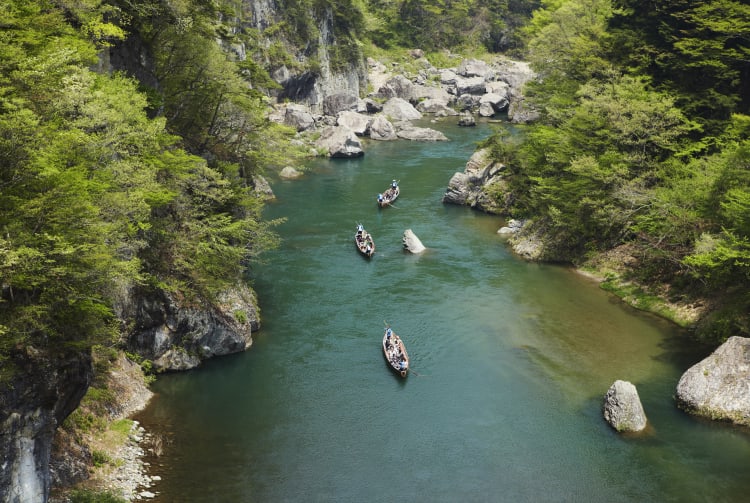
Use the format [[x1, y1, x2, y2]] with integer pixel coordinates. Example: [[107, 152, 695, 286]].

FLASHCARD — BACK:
[[483, 0, 750, 341], [0, 0, 284, 377]]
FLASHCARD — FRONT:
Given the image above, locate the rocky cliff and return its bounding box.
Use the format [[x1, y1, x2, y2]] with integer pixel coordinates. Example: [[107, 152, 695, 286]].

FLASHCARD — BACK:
[[1, 349, 91, 503]]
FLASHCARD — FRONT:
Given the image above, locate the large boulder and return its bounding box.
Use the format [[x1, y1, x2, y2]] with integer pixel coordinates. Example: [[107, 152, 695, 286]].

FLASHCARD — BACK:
[[603, 380, 648, 433], [382, 97, 422, 121], [479, 92, 509, 114], [315, 125, 365, 157], [369, 115, 398, 141], [396, 125, 448, 141], [376, 74, 416, 101], [416, 98, 458, 116], [455, 76, 487, 96], [413, 84, 453, 104], [336, 110, 372, 136], [457, 58, 492, 78], [283, 103, 315, 132], [442, 148, 505, 212], [322, 92, 358, 116], [676, 336, 750, 426]]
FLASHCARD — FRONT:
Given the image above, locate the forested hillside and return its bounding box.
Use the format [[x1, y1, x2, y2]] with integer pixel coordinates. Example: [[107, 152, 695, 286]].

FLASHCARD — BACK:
[[481, 0, 750, 342], [0, 0, 294, 383]]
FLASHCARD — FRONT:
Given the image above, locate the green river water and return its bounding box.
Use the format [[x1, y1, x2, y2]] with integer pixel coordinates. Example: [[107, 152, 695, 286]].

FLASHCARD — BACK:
[[135, 120, 750, 502]]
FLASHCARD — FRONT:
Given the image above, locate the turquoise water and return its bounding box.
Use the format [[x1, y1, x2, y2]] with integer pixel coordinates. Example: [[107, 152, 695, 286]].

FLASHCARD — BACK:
[[136, 120, 750, 502]]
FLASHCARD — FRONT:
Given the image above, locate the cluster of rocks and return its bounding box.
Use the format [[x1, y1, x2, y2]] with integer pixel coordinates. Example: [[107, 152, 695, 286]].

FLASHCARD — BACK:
[[600, 336, 750, 434], [96, 422, 160, 501], [270, 56, 537, 158]]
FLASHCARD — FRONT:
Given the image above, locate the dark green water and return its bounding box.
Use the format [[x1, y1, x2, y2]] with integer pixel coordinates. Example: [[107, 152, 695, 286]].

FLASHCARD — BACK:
[[136, 121, 750, 502]]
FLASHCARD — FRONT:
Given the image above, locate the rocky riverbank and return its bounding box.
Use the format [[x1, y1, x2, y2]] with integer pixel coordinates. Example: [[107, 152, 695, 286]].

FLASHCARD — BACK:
[[49, 355, 158, 502]]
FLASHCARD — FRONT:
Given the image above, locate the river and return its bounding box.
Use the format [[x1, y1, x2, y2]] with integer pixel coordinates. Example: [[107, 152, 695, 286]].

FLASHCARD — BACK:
[[135, 120, 750, 502]]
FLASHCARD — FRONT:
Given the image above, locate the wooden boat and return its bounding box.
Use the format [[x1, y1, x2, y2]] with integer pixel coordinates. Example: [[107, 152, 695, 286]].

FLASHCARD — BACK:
[[382, 326, 409, 377], [355, 223, 375, 258], [377, 181, 400, 208]]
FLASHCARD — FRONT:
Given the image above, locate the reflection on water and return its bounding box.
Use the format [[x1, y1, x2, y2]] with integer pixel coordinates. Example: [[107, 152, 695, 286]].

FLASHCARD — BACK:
[[136, 120, 750, 503]]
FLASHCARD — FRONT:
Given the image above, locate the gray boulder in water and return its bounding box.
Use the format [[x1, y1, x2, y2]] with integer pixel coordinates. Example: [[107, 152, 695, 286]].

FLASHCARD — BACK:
[[603, 380, 648, 432], [676, 336, 750, 426]]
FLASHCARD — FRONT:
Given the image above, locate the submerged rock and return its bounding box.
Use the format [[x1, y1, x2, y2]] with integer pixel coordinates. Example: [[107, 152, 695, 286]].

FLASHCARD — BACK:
[[603, 380, 648, 433]]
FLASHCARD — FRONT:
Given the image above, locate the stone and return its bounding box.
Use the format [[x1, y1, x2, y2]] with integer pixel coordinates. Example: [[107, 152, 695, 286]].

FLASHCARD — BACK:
[[336, 110, 372, 136], [603, 380, 648, 432], [279, 166, 302, 179], [283, 104, 315, 131], [322, 92, 359, 116], [314, 125, 365, 157], [396, 125, 448, 141], [457, 113, 476, 127], [369, 115, 398, 141], [402, 229, 426, 254], [382, 97, 422, 121], [676, 336, 750, 426]]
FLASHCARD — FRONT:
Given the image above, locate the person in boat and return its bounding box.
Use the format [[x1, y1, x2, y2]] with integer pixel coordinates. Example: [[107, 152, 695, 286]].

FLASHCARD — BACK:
[[391, 179, 398, 189], [386, 328, 392, 338], [377, 193, 383, 203], [399, 360, 406, 371]]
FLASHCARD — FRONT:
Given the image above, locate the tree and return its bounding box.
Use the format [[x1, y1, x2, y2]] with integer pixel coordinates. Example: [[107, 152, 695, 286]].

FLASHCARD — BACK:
[[610, 0, 750, 138]]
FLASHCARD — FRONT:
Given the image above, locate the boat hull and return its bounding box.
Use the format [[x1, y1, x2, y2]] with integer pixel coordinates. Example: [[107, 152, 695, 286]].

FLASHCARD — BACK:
[[382, 329, 409, 377], [355, 226, 375, 258], [377, 186, 400, 208]]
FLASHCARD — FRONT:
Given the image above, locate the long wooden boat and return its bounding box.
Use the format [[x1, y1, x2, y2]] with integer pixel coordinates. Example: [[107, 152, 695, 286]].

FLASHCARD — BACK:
[[355, 223, 375, 258], [377, 181, 400, 208], [382, 326, 409, 377]]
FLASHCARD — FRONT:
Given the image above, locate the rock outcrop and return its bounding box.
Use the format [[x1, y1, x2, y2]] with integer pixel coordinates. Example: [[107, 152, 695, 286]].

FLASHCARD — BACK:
[[1, 349, 92, 503], [442, 148, 507, 213], [118, 284, 260, 372], [603, 380, 648, 433], [676, 336, 750, 426]]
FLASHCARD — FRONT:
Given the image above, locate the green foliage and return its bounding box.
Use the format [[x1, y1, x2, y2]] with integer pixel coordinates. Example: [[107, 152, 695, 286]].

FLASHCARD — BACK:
[[510, 72, 697, 260], [364, 0, 538, 53], [91, 449, 112, 467], [609, 0, 750, 137], [69, 489, 128, 503], [478, 0, 750, 340], [1, 0, 286, 368]]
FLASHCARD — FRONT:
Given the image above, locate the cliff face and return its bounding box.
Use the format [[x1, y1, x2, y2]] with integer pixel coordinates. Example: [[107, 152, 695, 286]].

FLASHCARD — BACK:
[[229, 1, 367, 112], [0, 349, 92, 503], [117, 284, 260, 372]]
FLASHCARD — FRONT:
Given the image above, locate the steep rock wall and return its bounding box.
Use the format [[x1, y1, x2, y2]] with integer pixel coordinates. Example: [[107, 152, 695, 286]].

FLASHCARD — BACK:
[[0, 350, 92, 503]]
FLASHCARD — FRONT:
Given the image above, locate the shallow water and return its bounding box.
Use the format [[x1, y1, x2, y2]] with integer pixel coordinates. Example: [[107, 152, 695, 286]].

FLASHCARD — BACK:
[[136, 120, 750, 503]]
